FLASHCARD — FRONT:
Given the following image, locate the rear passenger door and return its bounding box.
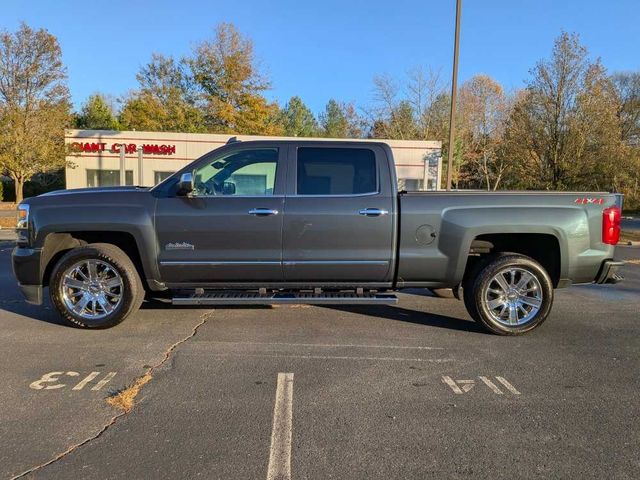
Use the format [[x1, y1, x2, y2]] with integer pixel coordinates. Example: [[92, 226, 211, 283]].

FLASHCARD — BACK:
[[282, 144, 396, 283]]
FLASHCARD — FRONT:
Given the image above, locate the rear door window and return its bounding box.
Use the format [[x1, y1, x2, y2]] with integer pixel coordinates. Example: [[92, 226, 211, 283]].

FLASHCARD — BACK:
[[296, 147, 377, 195]]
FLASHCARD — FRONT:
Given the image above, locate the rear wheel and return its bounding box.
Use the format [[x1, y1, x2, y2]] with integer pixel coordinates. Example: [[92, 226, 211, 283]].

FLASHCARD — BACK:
[[463, 253, 553, 335], [50, 243, 144, 328]]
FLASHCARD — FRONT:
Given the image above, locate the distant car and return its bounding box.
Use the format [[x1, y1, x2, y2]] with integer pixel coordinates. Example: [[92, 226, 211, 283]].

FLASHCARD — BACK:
[[12, 139, 624, 335]]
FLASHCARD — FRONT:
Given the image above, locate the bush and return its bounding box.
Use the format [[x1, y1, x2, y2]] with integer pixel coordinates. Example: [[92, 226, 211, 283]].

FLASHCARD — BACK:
[[0, 181, 3, 202]]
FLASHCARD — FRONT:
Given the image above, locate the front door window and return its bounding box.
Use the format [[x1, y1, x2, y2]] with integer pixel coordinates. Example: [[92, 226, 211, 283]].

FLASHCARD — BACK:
[[192, 148, 278, 196]]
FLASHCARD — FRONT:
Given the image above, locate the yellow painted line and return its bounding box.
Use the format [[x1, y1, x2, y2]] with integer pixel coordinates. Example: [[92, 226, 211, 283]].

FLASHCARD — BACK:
[[625, 259, 640, 265]]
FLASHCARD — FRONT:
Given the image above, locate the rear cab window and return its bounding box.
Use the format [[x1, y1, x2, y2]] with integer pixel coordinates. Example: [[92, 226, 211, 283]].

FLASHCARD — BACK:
[[296, 147, 377, 195]]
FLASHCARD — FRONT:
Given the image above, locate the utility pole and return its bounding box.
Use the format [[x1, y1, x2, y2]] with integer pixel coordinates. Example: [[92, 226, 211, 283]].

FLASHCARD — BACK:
[[446, 0, 462, 191]]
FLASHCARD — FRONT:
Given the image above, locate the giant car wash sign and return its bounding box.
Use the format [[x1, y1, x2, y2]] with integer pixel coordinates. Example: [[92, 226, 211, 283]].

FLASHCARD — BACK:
[[70, 142, 176, 155]]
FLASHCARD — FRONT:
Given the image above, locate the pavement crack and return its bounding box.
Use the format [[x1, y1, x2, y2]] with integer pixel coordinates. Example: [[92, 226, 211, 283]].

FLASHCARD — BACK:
[[10, 311, 213, 480]]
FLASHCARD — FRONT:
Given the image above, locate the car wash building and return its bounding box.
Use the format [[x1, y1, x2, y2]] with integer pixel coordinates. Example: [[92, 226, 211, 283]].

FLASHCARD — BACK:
[[64, 130, 442, 191]]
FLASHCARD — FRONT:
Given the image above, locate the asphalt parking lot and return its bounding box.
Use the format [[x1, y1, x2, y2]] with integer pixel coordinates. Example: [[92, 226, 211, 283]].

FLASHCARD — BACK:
[[1, 242, 639, 480]]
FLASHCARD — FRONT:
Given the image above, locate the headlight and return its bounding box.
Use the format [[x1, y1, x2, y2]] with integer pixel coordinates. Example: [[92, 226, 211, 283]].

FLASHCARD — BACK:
[[17, 204, 29, 229]]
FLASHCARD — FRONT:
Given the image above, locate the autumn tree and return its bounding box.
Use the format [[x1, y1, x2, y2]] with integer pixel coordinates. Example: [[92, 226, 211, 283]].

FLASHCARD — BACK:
[[504, 32, 593, 189], [501, 32, 634, 196], [458, 75, 511, 190], [120, 54, 204, 132], [76, 93, 119, 130], [0, 23, 71, 202], [612, 72, 640, 208], [188, 23, 281, 135], [279, 96, 319, 137]]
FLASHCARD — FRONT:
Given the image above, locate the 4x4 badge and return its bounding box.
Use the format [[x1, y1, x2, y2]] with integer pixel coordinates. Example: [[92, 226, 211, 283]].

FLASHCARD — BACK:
[[575, 197, 604, 205]]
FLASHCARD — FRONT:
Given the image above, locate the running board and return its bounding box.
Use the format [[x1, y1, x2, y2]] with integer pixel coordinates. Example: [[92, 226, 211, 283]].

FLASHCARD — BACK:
[[172, 291, 398, 306]]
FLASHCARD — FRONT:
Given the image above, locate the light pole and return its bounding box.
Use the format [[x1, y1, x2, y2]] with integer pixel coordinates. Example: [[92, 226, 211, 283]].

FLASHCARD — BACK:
[[446, 0, 462, 191]]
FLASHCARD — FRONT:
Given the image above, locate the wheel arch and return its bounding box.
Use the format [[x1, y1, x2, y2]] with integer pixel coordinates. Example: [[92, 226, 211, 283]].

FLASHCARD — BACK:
[[462, 233, 562, 288], [40, 231, 148, 290]]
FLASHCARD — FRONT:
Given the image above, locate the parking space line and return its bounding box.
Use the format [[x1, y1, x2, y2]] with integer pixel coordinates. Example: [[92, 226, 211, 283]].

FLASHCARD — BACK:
[[267, 373, 294, 480], [210, 341, 444, 350], [207, 353, 452, 362], [496, 376, 521, 395], [479, 376, 503, 394]]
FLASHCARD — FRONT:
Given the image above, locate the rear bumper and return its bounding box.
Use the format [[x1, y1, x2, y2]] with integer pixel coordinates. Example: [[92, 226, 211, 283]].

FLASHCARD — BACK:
[[595, 260, 625, 285]]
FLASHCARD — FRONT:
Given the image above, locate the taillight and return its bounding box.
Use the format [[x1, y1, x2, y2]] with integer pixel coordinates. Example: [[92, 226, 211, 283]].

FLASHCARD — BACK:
[[602, 206, 621, 245]]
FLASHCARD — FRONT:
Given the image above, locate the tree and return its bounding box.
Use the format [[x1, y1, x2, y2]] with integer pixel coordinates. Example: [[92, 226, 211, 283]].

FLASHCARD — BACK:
[[0, 23, 71, 202], [320, 99, 348, 137], [368, 75, 417, 139], [76, 93, 119, 130], [407, 67, 448, 140], [612, 72, 640, 145], [458, 75, 510, 190], [319, 99, 364, 138], [188, 23, 280, 134], [501, 32, 633, 196], [611, 72, 640, 208], [120, 54, 204, 132], [510, 32, 590, 189], [279, 96, 319, 137]]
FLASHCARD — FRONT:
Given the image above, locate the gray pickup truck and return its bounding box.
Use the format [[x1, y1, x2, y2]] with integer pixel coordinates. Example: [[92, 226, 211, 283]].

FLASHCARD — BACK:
[[12, 139, 624, 335]]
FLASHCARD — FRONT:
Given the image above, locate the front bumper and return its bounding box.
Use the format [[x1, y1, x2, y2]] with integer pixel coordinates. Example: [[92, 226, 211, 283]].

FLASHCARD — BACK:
[[595, 260, 625, 285], [12, 246, 44, 305]]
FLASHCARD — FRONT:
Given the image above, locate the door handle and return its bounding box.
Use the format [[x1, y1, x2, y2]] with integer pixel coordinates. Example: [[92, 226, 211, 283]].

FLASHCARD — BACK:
[[248, 208, 279, 216], [358, 208, 388, 217]]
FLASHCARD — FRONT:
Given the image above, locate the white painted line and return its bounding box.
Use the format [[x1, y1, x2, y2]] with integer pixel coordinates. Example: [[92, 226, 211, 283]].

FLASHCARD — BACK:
[[479, 376, 503, 394], [442, 376, 463, 394], [266, 373, 294, 480], [207, 353, 452, 363], [72, 371, 100, 390], [91, 372, 117, 391], [211, 340, 444, 350], [496, 376, 521, 395]]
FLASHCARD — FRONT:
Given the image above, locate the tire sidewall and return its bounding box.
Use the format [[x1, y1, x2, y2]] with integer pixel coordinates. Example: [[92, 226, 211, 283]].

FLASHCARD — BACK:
[[50, 245, 140, 328], [473, 255, 554, 335]]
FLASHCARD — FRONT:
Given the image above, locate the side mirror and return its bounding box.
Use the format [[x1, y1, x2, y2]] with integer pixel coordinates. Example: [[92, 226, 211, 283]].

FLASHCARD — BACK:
[[222, 181, 236, 195], [176, 172, 193, 196]]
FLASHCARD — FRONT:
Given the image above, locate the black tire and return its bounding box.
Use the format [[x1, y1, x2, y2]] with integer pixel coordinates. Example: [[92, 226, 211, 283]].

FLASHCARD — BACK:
[[49, 243, 144, 328], [463, 253, 554, 335]]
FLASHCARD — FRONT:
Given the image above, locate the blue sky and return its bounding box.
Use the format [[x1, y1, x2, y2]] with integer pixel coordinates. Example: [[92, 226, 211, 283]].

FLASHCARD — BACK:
[[3, 0, 639, 114]]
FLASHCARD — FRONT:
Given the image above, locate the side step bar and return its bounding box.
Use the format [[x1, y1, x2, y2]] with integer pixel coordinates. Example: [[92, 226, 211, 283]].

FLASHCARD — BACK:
[[172, 291, 398, 306]]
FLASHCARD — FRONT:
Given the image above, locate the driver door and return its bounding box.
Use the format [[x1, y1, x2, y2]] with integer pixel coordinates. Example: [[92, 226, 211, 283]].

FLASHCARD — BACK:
[[154, 146, 286, 284]]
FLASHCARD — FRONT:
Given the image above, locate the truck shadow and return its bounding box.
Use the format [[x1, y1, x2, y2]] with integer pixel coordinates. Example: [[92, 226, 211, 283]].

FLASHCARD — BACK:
[[319, 305, 485, 334], [0, 292, 482, 334], [140, 300, 483, 334]]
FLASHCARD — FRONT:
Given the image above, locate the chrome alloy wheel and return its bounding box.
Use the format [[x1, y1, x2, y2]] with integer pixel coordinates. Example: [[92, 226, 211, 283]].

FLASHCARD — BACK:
[[483, 267, 543, 326], [60, 259, 124, 320]]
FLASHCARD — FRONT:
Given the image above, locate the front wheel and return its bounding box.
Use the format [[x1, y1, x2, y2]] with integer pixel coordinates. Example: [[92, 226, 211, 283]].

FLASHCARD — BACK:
[[50, 243, 144, 328], [463, 253, 554, 335]]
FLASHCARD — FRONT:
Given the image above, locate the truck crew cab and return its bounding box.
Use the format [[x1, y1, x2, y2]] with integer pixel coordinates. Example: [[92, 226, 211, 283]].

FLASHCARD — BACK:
[[12, 139, 624, 335]]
